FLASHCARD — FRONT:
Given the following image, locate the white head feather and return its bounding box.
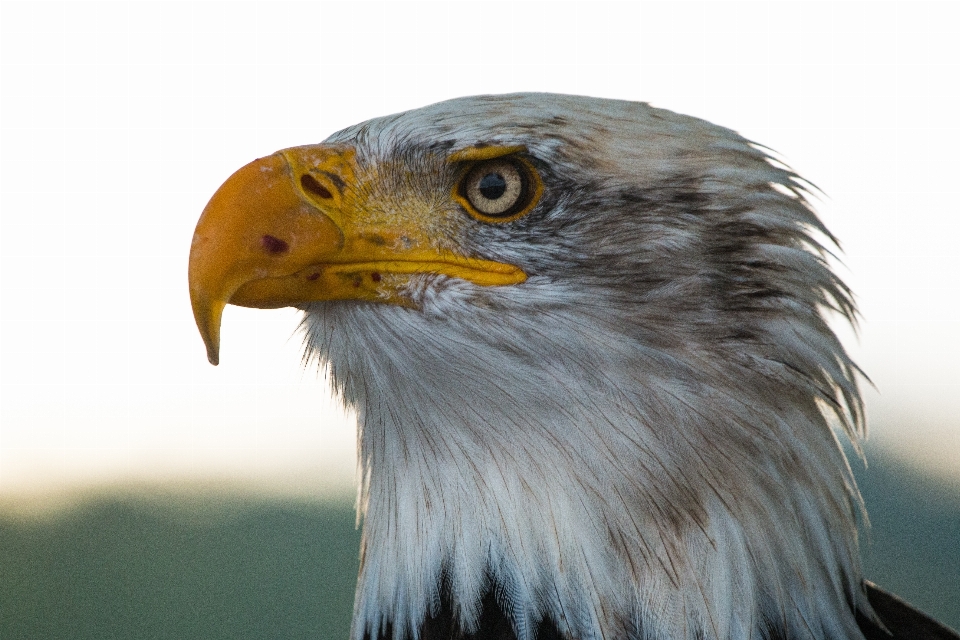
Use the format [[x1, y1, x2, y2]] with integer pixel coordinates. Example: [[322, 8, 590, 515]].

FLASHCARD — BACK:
[[300, 94, 868, 640]]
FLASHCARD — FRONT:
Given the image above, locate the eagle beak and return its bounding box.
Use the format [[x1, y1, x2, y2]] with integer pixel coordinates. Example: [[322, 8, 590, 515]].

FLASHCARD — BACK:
[[188, 152, 344, 365], [188, 147, 526, 365]]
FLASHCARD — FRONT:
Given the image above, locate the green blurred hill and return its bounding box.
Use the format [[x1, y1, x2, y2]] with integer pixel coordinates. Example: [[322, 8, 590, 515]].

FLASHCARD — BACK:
[[2, 449, 958, 639]]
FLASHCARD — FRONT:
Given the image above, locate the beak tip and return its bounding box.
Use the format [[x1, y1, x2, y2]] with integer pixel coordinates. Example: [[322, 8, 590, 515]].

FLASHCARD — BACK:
[[190, 292, 225, 367]]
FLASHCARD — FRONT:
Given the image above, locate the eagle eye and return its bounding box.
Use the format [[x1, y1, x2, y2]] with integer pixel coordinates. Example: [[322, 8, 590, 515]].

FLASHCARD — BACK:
[[454, 157, 542, 222]]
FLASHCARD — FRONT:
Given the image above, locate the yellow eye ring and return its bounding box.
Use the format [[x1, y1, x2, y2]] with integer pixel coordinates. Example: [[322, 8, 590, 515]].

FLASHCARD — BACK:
[[452, 156, 543, 223]]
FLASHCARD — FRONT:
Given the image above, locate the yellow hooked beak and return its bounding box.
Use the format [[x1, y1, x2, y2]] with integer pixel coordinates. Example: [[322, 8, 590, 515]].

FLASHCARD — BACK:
[[188, 146, 526, 365]]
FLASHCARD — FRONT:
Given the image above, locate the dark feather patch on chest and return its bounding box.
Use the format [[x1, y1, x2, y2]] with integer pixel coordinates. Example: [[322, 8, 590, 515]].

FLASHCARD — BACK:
[[365, 589, 564, 640]]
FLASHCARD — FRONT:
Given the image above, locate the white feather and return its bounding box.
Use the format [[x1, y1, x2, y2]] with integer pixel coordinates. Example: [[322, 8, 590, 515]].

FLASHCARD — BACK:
[[300, 94, 870, 640]]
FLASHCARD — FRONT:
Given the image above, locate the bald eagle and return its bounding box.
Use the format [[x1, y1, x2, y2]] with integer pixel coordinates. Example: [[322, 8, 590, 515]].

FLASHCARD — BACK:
[[189, 94, 958, 640]]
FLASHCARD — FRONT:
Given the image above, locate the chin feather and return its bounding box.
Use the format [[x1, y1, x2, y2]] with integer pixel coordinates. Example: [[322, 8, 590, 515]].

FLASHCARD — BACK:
[[301, 279, 867, 640]]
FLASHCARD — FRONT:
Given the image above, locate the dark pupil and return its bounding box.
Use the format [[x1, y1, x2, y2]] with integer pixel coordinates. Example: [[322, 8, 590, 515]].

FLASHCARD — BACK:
[[478, 173, 507, 199]]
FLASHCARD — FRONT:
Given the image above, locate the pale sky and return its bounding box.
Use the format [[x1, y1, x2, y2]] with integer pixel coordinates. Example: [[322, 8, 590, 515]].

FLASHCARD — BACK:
[[2, 2, 958, 504]]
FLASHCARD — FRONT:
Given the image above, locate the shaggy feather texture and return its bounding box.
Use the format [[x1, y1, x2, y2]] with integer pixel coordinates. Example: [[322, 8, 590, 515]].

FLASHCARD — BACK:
[[300, 94, 869, 640]]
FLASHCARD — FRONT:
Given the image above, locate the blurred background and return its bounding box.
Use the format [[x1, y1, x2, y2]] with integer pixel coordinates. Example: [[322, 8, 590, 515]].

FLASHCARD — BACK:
[[1, 2, 958, 638]]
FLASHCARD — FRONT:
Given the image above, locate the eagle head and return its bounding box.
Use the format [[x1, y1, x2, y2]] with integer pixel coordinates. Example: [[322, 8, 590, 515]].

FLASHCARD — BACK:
[[189, 94, 871, 640]]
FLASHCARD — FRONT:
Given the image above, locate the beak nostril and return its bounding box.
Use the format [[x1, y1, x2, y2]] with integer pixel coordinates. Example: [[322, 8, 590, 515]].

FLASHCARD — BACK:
[[301, 174, 333, 199], [260, 235, 289, 255]]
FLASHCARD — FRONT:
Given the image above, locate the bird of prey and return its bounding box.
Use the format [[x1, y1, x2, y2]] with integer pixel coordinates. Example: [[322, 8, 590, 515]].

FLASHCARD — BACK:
[[188, 94, 958, 640]]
